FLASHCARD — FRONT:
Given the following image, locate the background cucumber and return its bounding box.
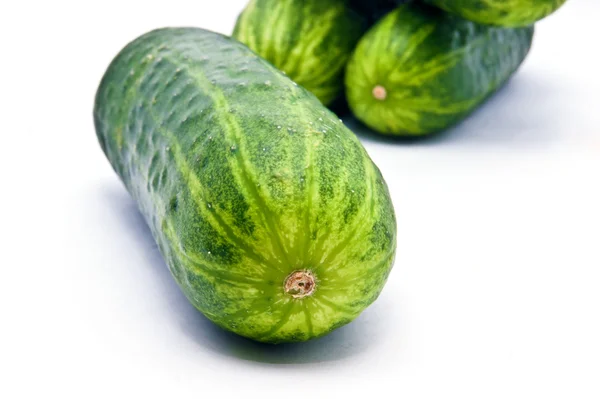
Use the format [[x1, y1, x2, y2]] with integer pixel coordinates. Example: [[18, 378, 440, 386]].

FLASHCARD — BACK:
[[94, 28, 396, 343], [232, 0, 367, 106], [426, 0, 567, 27], [345, 4, 534, 136]]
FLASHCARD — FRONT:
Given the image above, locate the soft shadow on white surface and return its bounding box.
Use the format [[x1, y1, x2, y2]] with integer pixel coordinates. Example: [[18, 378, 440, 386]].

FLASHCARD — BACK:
[[102, 183, 392, 364], [348, 72, 566, 147]]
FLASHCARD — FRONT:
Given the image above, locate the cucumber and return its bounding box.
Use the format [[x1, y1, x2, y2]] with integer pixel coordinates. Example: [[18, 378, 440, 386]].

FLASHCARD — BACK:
[[426, 0, 567, 27], [94, 28, 396, 343], [345, 4, 534, 136], [232, 0, 367, 106]]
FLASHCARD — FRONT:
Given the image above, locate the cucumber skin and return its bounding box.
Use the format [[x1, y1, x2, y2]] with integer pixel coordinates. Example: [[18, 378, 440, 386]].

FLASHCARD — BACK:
[[94, 28, 396, 343], [426, 0, 567, 27], [232, 0, 367, 106], [345, 4, 534, 136]]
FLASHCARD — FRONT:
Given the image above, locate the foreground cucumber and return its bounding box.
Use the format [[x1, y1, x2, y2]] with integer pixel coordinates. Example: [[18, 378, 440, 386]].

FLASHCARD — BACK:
[[426, 0, 567, 27], [232, 0, 366, 106], [94, 28, 396, 343], [345, 4, 534, 136]]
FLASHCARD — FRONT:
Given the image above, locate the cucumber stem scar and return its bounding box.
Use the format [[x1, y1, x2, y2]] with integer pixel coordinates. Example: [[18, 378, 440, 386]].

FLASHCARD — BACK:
[[372, 85, 387, 101], [284, 270, 316, 299]]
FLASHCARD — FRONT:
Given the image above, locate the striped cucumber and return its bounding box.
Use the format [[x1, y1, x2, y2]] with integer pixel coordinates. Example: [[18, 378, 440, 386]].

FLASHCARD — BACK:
[[232, 0, 367, 106], [94, 28, 397, 343], [345, 4, 534, 136], [426, 0, 567, 27]]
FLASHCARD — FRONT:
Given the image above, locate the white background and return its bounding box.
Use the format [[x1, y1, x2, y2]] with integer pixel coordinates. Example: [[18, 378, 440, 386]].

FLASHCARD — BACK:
[[1, 1, 599, 397]]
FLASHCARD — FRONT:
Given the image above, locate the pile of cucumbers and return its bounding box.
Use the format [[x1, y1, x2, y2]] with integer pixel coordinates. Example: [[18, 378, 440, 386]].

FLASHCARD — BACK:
[[93, 0, 567, 344], [233, 0, 567, 136]]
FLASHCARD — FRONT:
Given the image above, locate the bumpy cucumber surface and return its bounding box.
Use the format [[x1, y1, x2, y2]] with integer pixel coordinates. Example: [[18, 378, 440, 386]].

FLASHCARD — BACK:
[[345, 4, 534, 136], [94, 28, 396, 343], [427, 0, 567, 27], [232, 0, 367, 106]]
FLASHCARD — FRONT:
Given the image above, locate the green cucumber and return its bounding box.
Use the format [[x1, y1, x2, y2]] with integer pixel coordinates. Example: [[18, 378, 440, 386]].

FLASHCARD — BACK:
[[232, 0, 367, 106], [94, 28, 396, 343], [345, 4, 534, 136], [426, 0, 567, 27]]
